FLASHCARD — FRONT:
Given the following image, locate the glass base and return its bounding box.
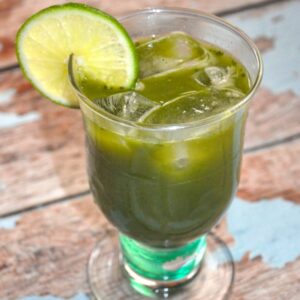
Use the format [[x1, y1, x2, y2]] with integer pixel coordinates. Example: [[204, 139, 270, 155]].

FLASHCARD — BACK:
[[88, 230, 234, 299]]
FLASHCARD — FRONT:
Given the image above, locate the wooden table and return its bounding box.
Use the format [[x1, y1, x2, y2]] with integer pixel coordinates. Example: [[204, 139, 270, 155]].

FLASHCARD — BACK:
[[1, 0, 300, 299]]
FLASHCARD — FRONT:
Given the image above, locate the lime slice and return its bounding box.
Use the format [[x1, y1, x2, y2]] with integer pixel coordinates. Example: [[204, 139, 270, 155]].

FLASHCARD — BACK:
[[16, 3, 138, 108]]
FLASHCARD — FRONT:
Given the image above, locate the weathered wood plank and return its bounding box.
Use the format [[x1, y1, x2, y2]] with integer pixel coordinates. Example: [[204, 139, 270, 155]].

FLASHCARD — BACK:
[[229, 0, 300, 202], [234, 257, 300, 300], [0, 195, 102, 300], [244, 88, 300, 150], [239, 138, 300, 203], [0, 0, 268, 69], [0, 69, 88, 215]]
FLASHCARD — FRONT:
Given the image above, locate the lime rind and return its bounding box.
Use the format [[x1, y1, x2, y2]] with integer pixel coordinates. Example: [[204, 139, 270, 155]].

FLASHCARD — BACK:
[[16, 3, 138, 108]]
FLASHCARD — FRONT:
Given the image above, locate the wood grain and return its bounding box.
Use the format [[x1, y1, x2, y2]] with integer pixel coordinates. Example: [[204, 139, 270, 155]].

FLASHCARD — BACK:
[[0, 195, 103, 300], [0, 69, 88, 215], [239, 138, 300, 203], [1, 68, 300, 216], [0, 190, 299, 300], [244, 88, 300, 150], [234, 256, 300, 300], [0, 0, 267, 69]]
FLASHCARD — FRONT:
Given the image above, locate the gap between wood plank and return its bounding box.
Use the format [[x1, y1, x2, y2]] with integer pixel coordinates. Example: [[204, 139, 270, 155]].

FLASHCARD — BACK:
[[0, 64, 19, 73], [0, 190, 90, 219], [216, 0, 290, 17], [244, 132, 300, 154], [0, 0, 290, 73]]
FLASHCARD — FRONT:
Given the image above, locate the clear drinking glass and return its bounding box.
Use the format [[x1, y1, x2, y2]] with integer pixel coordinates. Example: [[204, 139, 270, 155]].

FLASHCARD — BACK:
[[69, 8, 262, 299]]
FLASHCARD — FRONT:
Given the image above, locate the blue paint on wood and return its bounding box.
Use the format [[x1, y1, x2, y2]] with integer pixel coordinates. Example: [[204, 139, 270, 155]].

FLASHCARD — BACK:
[[0, 215, 21, 229], [0, 112, 40, 129], [228, 1, 300, 95], [21, 296, 61, 300], [0, 88, 16, 105], [20, 292, 90, 300], [71, 293, 90, 300], [227, 197, 300, 268]]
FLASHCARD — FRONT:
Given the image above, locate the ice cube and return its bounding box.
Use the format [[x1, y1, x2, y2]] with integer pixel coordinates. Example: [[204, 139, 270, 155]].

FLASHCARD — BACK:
[[137, 32, 207, 78], [205, 67, 229, 85], [142, 89, 241, 125], [192, 69, 211, 86], [93, 92, 160, 122], [222, 87, 245, 99], [193, 66, 235, 87]]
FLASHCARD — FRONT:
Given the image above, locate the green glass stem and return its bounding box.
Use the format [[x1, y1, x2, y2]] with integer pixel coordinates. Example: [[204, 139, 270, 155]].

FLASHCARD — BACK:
[[120, 234, 207, 282]]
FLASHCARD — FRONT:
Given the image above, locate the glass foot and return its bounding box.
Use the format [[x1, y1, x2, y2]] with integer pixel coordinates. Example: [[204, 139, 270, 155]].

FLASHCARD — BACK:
[[88, 230, 234, 299]]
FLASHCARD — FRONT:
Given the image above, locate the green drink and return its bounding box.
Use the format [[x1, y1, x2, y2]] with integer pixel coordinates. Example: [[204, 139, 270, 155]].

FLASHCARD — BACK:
[[83, 32, 250, 248], [76, 28, 255, 294], [16, 4, 262, 298]]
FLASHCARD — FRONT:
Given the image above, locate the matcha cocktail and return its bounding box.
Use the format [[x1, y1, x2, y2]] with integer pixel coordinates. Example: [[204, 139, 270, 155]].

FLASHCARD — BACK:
[[16, 4, 262, 299], [83, 32, 250, 248]]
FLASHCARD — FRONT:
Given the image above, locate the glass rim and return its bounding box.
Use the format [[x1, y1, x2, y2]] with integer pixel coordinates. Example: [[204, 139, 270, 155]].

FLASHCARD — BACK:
[[72, 7, 263, 133]]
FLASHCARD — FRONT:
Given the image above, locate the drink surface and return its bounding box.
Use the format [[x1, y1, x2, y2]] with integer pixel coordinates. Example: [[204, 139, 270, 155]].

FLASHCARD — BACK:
[[83, 32, 251, 247], [81, 32, 250, 125]]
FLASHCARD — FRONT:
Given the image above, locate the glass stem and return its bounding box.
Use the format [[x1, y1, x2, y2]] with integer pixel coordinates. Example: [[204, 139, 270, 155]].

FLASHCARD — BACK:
[[120, 234, 207, 284]]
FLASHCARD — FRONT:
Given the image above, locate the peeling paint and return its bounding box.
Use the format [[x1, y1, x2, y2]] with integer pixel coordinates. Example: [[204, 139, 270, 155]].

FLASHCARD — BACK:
[[254, 36, 274, 53], [0, 215, 21, 230], [72, 293, 90, 300], [0, 181, 6, 191], [20, 292, 90, 300], [0, 111, 40, 129], [0, 88, 16, 105], [227, 197, 300, 268], [228, 1, 300, 95], [271, 15, 283, 24]]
